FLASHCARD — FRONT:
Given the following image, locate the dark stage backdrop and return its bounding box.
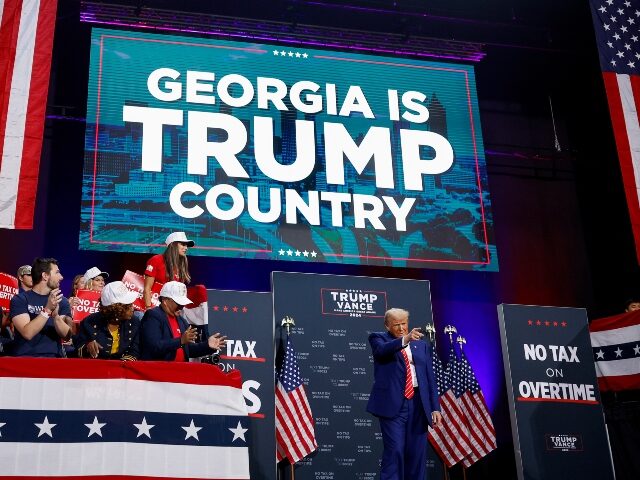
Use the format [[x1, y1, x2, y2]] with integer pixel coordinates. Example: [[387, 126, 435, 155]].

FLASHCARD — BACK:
[[272, 271, 442, 479]]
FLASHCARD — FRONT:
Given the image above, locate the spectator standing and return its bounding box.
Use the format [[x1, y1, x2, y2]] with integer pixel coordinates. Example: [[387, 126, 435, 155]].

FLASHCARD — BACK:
[[143, 232, 194, 309]]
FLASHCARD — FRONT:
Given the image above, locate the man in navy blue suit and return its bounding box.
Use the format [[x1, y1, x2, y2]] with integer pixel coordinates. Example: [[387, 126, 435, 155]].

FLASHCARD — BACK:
[[367, 308, 442, 480]]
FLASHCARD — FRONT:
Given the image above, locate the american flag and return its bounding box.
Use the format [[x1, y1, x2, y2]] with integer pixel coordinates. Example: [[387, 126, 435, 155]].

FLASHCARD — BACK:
[[427, 343, 473, 467], [589, 0, 640, 262], [275, 334, 317, 464], [0, 357, 250, 478], [457, 350, 496, 467], [0, 0, 57, 229], [590, 309, 640, 391]]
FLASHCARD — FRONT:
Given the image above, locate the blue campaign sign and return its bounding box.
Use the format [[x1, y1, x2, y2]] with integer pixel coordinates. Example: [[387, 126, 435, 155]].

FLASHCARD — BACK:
[[207, 289, 274, 480], [272, 271, 441, 479], [80, 27, 497, 271], [497, 304, 614, 480]]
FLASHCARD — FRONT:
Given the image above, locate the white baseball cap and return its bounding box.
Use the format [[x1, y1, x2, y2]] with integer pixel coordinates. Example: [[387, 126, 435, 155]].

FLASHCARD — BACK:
[[83, 267, 109, 284], [160, 281, 193, 306], [165, 231, 195, 247], [101, 281, 138, 306]]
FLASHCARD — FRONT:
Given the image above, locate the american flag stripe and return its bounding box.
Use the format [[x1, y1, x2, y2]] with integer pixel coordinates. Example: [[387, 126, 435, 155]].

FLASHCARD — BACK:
[[437, 393, 475, 460], [589, 0, 640, 261], [461, 394, 494, 453], [427, 346, 474, 466], [275, 335, 317, 464], [472, 392, 497, 444], [459, 351, 496, 466], [276, 384, 316, 448], [0, 0, 57, 229], [429, 428, 462, 467], [605, 72, 640, 236], [275, 385, 316, 462], [458, 396, 490, 455]]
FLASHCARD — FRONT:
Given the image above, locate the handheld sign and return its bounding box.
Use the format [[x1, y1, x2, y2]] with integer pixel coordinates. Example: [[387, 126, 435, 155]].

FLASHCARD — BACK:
[[121, 270, 162, 311], [72, 289, 102, 322], [0, 273, 19, 311]]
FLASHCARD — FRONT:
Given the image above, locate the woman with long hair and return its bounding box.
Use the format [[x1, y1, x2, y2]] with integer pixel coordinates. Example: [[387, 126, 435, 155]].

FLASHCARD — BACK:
[[143, 232, 194, 309]]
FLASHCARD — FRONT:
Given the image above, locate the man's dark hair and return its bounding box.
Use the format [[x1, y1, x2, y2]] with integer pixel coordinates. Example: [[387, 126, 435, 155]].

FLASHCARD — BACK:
[[31, 258, 58, 284]]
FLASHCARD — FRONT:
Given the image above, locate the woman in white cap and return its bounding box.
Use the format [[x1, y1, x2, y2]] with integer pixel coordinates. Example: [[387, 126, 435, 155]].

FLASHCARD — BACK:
[[82, 266, 109, 292], [68, 267, 109, 320], [140, 281, 225, 361], [143, 232, 194, 310], [75, 281, 140, 360]]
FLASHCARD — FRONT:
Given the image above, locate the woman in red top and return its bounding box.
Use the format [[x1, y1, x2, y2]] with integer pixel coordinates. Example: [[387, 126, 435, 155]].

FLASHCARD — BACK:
[[143, 232, 194, 309]]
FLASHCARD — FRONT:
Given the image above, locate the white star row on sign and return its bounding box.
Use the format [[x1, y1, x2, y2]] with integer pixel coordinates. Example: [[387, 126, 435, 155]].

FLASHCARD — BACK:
[[272, 49, 309, 58], [278, 249, 318, 257], [17, 416, 247, 443]]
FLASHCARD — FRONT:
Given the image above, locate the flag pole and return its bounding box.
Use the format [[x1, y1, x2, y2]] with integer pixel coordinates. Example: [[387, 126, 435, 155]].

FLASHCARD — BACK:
[[426, 323, 449, 480], [454, 335, 467, 480], [281, 316, 296, 480]]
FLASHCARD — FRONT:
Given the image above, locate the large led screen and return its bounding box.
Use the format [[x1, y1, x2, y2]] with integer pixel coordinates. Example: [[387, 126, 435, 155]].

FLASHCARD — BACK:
[[81, 28, 497, 270]]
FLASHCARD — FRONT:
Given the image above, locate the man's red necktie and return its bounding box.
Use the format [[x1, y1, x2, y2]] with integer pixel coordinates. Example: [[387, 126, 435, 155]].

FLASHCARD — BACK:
[[401, 348, 414, 399]]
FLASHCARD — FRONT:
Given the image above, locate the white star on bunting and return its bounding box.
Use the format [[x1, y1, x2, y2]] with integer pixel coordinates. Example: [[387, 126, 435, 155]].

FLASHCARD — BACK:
[[85, 416, 106, 437], [182, 419, 202, 441]]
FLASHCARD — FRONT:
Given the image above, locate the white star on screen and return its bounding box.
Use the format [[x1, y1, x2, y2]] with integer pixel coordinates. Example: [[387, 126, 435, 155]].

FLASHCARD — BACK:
[[85, 416, 106, 437], [295, 250, 301, 256], [134, 417, 155, 438], [278, 249, 285, 255], [182, 419, 202, 441], [35, 416, 56, 438], [303, 250, 309, 257], [310, 250, 318, 257], [229, 421, 248, 442]]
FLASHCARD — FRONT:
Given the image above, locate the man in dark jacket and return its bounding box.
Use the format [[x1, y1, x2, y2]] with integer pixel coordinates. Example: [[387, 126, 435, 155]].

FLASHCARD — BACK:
[[140, 281, 226, 361], [75, 281, 140, 361], [367, 308, 442, 480]]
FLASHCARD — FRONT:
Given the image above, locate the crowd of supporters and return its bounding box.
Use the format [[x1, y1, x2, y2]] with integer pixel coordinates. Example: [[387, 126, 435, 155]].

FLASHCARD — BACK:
[[0, 232, 226, 361]]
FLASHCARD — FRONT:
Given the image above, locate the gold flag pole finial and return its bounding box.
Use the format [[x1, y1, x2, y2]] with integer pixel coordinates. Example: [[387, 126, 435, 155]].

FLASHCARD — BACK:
[[281, 316, 295, 334], [424, 323, 436, 343], [443, 325, 457, 343]]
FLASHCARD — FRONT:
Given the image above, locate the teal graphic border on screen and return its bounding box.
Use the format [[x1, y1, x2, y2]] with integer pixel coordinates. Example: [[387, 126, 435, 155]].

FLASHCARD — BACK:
[[80, 28, 498, 271]]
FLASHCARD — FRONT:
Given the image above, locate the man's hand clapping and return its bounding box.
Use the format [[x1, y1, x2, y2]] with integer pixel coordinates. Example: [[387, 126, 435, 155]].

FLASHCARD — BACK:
[[207, 332, 227, 351], [180, 325, 198, 345]]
